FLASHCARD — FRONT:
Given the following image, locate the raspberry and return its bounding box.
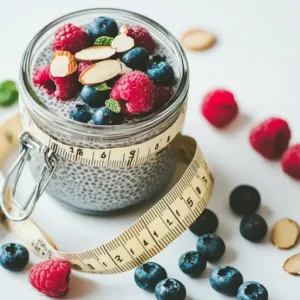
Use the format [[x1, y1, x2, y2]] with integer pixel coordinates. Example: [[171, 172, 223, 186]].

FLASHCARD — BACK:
[[127, 26, 156, 54], [29, 258, 71, 298], [51, 74, 79, 101], [77, 61, 92, 76], [110, 71, 155, 114], [201, 89, 238, 128], [249, 118, 291, 160], [281, 144, 300, 180], [53, 23, 91, 54], [154, 85, 173, 110], [33, 65, 56, 96]]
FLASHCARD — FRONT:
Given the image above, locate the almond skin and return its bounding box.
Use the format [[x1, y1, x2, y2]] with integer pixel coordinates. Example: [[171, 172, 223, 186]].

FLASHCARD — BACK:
[[50, 51, 77, 77]]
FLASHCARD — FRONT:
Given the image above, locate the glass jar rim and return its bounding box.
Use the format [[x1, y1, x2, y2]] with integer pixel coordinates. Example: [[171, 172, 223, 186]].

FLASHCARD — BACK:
[[20, 8, 189, 139]]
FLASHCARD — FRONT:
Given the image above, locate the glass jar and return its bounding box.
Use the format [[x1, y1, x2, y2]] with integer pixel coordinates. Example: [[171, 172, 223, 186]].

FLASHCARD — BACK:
[[19, 8, 189, 214]]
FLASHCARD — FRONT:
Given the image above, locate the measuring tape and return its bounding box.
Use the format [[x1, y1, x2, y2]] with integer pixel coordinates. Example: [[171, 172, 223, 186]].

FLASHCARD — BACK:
[[0, 108, 213, 274]]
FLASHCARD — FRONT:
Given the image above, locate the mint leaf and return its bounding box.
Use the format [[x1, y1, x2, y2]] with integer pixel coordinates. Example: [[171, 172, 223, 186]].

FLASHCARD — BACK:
[[105, 98, 121, 114], [94, 36, 114, 46], [0, 90, 18, 107], [95, 83, 111, 91], [0, 80, 17, 92]]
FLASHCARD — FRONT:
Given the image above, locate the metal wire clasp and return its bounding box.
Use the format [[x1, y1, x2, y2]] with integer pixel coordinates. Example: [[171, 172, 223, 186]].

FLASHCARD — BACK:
[[0, 131, 57, 222]]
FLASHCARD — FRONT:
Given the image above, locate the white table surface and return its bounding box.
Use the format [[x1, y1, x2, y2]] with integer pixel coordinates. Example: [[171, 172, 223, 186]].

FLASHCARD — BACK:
[[1, 0, 300, 299]]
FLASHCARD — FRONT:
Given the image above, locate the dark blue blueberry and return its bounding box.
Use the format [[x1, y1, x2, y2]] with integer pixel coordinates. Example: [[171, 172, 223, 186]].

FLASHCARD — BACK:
[[196, 234, 225, 262], [230, 185, 261, 215], [155, 278, 186, 300], [134, 262, 167, 292], [70, 104, 93, 123], [0, 243, 29, 271], [146, 61, 174, 85], [87, 16, 118, 39], [237, 281, 268, 300], [189, 209, 219, 236], [80, 85, 110, 108], [178, 251, 207, 277], [93, 107, 123, 125], [121, 47, 149, 71], [210, 266, 243, 296], [240, 213, 268, 242], [150, 54, 166, 65]]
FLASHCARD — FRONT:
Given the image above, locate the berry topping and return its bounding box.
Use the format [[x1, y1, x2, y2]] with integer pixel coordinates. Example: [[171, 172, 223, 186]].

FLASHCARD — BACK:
[[87, 16, 118, 40], [29, 258, 71, 298], [93, 106, 123, 125], [80, 84, 110, 108], [229, 185, 261, 215], [201, 89, 238, 128], [51, 74, 79, 101], [196, 234, 226, 262], [240, 213, 268, 242], [52, 23, 91, 54], [281, 144, 300, 180], [33, 65, 56, 96], [77, 61, 92, 76], [155, 278, 186, 300], [70, 104, 93, 123], [189, 208, 219, 236], [178, 251, 207, 277], [237, 281, 269, 300], [121, 47, 149, 71], [134, 262, 167, 292], [110, 71, 155, 114], [146, 61, 175, 85], [210, 266, 244, 296], [154, 85, 174, 110], [127, 26, 156, 54], [249, 117, 291, 160], [0, 243, 29, 271]]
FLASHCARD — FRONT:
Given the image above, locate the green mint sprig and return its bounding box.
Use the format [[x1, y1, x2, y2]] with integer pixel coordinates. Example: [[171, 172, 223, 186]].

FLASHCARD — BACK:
[[95, 83, 111, 92], [0, 80, 18, 107], [105, 98, 121, 114], [94, 36, 114, 46]]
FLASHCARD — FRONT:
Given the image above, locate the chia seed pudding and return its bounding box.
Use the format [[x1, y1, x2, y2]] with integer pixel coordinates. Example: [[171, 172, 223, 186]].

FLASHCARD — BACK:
[[20, 9, 189, 214]]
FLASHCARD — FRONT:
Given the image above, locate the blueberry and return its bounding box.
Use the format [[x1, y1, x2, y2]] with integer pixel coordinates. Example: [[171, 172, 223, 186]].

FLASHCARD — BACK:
[[196, 234, 225, 262], [146, 61, 174, 85], [189, 209, 219, 236], [237, 281, 268, 300], [240, 213, 268, 242], [178, 251, 207, 277], [155, 278, 186, 300], [0, 243, 29, 271], [87, 16, 118, 39], [70, 104, 93, 123], [210, 266, 244, 296], [150, 54, 166, 65], [93, 107, 123, 125], [230, 185, 261, 215], [80, 85, 110, 108], [121, 47, 149, 71], [134, 262, 167, 292]]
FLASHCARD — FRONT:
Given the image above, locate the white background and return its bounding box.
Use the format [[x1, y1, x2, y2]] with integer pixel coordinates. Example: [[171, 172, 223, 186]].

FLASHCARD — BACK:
[[0, 0, 300, 299]]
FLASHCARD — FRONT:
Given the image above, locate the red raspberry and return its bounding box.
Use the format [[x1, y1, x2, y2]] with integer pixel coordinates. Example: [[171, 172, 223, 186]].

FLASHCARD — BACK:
[[281, 144, 300, 180], [51, 74, 79, 101], [29, 258, 71, 298], [77, 61, 92, 76], [154, 85, 174, 110], [127, 26, 156, 54], [33, 65, 56, 96], [110, 71, 155, 114], [53, 23, 91, 54], [201, 89, 238, 128], [249, 117, 291, 160]]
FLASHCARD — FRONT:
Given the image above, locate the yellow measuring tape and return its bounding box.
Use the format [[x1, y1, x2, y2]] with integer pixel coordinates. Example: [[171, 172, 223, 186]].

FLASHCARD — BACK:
[[0, 112, 213, 274]]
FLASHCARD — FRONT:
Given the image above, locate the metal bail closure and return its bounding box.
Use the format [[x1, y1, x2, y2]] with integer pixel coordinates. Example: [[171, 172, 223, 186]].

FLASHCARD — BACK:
[[0, 131, 57, 222]]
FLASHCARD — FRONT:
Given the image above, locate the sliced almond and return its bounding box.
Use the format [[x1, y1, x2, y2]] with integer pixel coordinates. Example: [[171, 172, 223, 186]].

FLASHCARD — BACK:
[[272, 218, 299, 249], [50, 51, 77, 77], [119, 61, 133, 75], [111, 34, 134, 52], [75, 46, 116, 61], [120, 24, 128, 35], [180, 29, 216, 51], [79, 60, 121, 85], [284, 253, 300, 275]]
